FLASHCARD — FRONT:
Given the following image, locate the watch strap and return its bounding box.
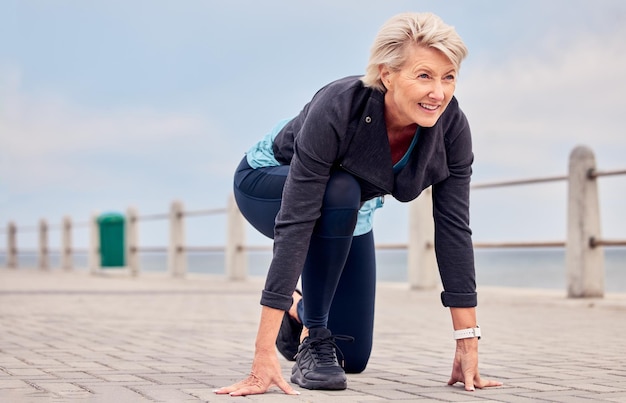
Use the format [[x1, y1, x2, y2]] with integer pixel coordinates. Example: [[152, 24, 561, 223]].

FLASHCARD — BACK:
[[453, 326, 481, 340]]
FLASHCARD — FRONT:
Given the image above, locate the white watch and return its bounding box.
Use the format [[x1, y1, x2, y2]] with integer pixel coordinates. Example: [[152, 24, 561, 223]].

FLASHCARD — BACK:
[[453, 326, 481, 340]]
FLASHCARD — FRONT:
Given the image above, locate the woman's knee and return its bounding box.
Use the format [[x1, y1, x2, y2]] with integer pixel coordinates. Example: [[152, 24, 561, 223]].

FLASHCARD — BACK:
[[342, 344, 372, 374], [312, 171, 361, 237], [323, 170, 361, 209], [345, 360, 369, 374]]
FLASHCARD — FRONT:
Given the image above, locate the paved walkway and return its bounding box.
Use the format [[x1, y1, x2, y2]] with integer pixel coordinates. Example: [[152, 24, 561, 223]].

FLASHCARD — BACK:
[[1, 269, 626, 402]]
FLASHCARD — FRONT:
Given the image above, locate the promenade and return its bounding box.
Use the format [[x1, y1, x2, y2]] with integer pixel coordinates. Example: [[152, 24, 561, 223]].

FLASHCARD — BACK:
[[1, 269, 626, 402]]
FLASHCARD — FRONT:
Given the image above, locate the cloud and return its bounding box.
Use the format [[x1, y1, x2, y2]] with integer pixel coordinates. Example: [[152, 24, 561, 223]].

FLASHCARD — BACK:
[[458, 23, 626, 178], [2, 74, 206, 154], [3, 1, 625, 246], [0, 65, 233, 195]]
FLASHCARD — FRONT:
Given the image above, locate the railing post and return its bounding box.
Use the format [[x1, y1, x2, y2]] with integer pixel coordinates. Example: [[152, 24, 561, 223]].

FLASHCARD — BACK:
[[407, 186, 439, 289], [61, 216, 72, 271], [168, 200, 186, 277], [7, 221, 17, 268], [126, 207, 139, 276], [38, 219, 49, 270], [225, 194, 247, 281], [89, 212, 100, 274], [566, 146, 604, 298]]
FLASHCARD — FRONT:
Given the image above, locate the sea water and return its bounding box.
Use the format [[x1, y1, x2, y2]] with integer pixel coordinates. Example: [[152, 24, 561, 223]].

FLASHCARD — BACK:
[[6, 248, 625, 293]]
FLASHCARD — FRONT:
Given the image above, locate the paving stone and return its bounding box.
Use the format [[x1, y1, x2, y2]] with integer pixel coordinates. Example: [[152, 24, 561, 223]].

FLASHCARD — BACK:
[[78, 384, 153, 402], [0, 379, 31, 389], [1, 269, 626, 402], [30, 380, 93, 398]]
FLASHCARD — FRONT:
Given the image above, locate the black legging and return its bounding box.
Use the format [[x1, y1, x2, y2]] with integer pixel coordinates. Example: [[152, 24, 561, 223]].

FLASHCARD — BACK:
[[233, 157, 376, 373]]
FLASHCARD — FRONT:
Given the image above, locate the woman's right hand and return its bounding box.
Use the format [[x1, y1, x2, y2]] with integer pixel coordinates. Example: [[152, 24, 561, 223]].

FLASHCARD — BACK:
[[214, 348, 299, 396]]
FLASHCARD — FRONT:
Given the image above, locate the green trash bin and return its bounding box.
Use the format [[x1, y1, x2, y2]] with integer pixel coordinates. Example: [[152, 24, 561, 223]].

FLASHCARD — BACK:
[[98, 212, 125, 267]]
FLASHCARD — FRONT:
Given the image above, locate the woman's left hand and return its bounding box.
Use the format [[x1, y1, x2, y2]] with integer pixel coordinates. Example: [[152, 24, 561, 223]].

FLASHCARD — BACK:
[[447, 337, 502, 391]]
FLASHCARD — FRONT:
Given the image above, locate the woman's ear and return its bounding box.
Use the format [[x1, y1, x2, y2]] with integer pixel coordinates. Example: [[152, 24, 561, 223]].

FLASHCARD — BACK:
[[378, 65, 392, 90]]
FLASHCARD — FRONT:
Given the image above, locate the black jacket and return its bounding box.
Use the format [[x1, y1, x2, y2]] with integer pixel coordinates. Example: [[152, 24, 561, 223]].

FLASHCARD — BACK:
[[261, 76, 477, 310]]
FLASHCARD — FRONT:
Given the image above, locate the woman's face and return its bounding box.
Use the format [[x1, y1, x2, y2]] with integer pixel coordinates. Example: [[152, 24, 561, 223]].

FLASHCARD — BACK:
[[381, 45, 458, 128]]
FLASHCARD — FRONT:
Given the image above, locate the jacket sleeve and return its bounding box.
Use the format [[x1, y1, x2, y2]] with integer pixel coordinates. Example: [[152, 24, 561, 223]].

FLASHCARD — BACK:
[[260, 91, 347, 311], [432, 105, 477, 308]]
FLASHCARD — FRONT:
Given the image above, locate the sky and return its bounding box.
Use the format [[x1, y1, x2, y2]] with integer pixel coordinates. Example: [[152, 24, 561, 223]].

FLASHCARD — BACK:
[[1, 0, 626, 251]]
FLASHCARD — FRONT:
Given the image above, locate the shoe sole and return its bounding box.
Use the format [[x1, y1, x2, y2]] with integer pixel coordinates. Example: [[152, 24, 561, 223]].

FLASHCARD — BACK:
[[290, 366, 347, 390]]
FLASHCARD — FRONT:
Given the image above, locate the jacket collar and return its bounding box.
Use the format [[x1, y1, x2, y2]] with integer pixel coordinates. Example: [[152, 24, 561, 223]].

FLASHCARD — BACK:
[[339, 90, 448, 201]]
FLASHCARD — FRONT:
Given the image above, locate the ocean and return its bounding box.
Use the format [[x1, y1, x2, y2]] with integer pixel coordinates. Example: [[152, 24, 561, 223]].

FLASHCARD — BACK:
[[4, 248, 626, 293]]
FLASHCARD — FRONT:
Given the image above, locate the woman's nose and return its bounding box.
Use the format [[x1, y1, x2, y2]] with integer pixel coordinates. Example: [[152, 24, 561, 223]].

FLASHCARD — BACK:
[[429, 81, 445, 101]]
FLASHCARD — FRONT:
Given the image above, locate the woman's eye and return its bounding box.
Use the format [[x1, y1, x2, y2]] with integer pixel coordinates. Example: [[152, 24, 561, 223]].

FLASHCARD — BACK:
[[417, 73, 429, 79], [444, 74, 456, 81]]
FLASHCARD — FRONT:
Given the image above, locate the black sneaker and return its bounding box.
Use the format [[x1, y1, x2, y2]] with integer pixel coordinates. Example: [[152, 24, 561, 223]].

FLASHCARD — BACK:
[[276, 310, 302, 361], [276, 290, 303, 361], [290, 328, 354, 390]]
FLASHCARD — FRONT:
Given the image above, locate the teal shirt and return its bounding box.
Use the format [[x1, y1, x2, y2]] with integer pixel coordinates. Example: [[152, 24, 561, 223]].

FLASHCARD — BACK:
[[246, 119, 419, 236]]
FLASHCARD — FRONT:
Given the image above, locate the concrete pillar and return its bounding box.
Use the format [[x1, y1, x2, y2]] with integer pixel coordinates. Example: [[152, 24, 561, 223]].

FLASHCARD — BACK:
[[61, 216, 72, 270], [225, 193, 247, 281], [89, 212, 100, 274], [566, 146, 604, 298], [407, 186, 439, 289], [7, 221, 17, 268], [126, 207, 139, 276], [38, 219, 49, 270], [168, 200, 186, 277]]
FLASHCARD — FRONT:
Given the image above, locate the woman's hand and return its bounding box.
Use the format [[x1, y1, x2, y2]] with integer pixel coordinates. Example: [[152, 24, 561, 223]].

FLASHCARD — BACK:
[[447, 308, 501, 391], [214, 348, 299, 396], [447, 337, 502, 391], [215, 305, 299, 396]]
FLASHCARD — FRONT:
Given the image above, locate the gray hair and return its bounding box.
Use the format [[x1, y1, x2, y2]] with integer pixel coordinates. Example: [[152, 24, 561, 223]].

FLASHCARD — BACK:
[[362, 12, 468, 92]]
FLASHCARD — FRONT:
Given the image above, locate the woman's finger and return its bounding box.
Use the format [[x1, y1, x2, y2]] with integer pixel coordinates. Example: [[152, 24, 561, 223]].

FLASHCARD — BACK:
[[214, 373, 300, 396], [463, 371, 476, 391], [228, 385, 264, 397], [275, 377, 300, 395], [213, 381, 245, 395], [214, 374, 266, 396], [475, 377, 503, 389]]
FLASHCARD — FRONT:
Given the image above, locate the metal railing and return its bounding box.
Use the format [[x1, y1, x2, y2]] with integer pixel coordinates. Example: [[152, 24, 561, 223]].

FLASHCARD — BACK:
[[470, 167, 626, 250], [2, 145, 624, 298]]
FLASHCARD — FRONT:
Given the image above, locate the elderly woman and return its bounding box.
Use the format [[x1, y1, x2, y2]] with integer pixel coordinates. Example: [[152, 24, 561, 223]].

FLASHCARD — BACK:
[[216, 12, 501, 395]]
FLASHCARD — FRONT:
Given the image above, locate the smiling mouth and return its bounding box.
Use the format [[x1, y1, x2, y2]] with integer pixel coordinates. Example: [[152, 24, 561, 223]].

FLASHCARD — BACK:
[[419, 103, 439, 111]]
